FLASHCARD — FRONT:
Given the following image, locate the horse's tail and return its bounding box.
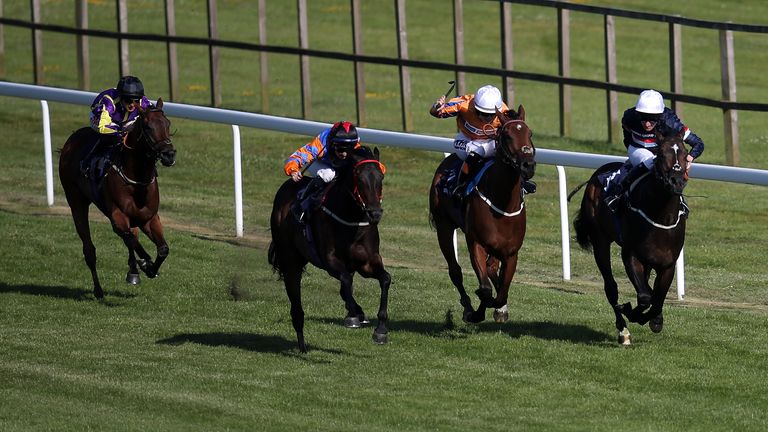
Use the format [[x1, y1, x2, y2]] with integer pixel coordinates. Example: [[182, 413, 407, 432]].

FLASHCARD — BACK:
[[573, 209, 592, 251], [267, 240, 284, 280]]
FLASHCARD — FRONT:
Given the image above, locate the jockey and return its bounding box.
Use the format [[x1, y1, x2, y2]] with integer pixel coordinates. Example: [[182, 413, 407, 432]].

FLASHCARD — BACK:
[[603, 89, 704, 211], [429, 84, 536, 202], [83, 76, 152, 177], [284, 121, 361, 221]]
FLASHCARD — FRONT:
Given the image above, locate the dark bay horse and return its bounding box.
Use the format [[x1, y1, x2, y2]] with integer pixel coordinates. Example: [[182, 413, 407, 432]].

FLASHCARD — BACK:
[[268, 146, 390, 353], [59, 99, 176, 299], [429, 106, 536, 324], [572, 132, 688, 345]]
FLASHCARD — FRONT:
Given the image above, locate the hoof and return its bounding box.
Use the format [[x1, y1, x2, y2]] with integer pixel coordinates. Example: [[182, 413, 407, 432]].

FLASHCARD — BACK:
[[344, 316, 362, 328], [94, 288, 104, 300], [465, 310, 486, 324], [493, 305, 509, 323], [618, 328, 632, 346], [357, 314, 370, 325], [126, 273, 141, 285], [649, 314, 664, 333], [372, 331, 388, 345]]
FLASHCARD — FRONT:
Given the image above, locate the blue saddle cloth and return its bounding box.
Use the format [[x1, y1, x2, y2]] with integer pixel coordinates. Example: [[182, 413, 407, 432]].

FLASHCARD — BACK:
[[438, 158, 495, 198]]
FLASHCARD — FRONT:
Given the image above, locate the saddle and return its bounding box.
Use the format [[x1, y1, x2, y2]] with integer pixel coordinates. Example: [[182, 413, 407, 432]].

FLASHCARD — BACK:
[[438, 159, 494, 202]]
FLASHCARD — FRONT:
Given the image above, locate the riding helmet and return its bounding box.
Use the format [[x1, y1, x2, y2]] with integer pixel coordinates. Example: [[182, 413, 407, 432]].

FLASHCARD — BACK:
[[635, 90, 665, 116], [474, 85, 503, 114], [117, 76, 145, 100], [329, 121, 359, 153]]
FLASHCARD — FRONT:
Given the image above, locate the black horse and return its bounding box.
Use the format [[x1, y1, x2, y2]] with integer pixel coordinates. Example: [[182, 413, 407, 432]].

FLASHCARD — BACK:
[[429, 106, 536, 324], [572, 132, 688, 345], [59, 99, 176, 299], [268, 146, 390, 353]]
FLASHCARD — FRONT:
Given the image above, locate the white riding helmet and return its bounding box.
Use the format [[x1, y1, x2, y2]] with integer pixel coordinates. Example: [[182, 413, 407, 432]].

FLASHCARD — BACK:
[[474, 85, 503, 114], [635, 89, 665, 114]]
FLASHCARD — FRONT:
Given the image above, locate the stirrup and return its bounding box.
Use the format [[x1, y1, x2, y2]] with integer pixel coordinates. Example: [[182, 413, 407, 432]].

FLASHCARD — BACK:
[[604, 195, 621, 213]]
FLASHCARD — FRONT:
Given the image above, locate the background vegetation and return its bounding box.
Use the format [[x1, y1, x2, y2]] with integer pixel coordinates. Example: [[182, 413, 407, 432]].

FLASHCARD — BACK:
[[1, 1, 767, 431]]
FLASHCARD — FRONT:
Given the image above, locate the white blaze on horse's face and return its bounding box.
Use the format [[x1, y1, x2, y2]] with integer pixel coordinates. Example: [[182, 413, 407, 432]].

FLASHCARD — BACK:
[[516, 124, 522, 131], [671, 143, 683, 172]]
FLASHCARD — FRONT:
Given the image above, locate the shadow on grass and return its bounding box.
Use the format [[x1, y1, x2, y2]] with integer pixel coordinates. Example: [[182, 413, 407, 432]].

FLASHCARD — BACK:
[[156, 332, 344, 361], [0, 282, 135, 304], [313, 315, 610, 345]]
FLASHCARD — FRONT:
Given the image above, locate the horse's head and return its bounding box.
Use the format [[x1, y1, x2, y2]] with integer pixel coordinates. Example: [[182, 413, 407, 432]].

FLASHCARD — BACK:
[[134, 98, 176, 167], [348, 146, 386, 224], [654, 131, 688, 195], [494, 105, 536, 180]]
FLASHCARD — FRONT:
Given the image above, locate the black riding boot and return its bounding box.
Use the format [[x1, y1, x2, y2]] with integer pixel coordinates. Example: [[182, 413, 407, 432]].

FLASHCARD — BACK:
[[293, 177, 325, 223], [604, 164, 649, 212], [81, 135, 119, 178], [452, 152, 484, 204]]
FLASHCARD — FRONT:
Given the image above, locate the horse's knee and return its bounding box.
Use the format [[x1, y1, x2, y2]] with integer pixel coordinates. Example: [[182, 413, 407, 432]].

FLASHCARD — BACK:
[[157, 243, 169, 259]]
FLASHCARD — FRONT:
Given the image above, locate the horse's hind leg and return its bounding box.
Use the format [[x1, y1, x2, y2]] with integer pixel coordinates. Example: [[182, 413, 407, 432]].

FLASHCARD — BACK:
[[593, 241, 630, 344], [67, 199, 104, 299], [283, 265, 307, 353], [435, 223, 474, 320]]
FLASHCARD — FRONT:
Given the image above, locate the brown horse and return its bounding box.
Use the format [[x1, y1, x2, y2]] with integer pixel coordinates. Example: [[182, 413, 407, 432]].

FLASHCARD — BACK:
[[59, 99, 176, 299], [572, 132, 688, 345], [429, 106, 536, 324], [268, 146, 390, 353]]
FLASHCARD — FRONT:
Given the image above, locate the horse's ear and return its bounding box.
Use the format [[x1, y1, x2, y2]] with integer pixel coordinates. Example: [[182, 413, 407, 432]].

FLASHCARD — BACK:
[[374, 147, 380, 161], [517, 105, 525, 121], [156, 98, 164, 110]]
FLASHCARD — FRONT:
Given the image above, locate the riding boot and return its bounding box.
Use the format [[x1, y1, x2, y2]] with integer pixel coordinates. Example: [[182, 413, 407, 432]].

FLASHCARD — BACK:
[[604, 164, 649, 212], [452, 152, 483, 204], [293, 177, 325, 223]]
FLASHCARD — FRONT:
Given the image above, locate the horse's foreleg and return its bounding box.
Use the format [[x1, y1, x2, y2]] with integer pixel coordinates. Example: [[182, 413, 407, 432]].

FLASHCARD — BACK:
[[69, 201, 104, 299], [112, 218, 141, 285], [138, 215, 169, 278], [638, 265, 675, 332], [336, 271, 365, 328], [491, 254, 519, 323], [373, 267, 391, 345], [435, 224, 474, 319], [622, 250, 652, 311]]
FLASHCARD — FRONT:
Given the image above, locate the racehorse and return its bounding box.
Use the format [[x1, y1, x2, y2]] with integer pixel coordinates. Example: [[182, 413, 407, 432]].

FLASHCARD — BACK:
[[59, 99, 176, 299], [268, 146, 390, 353], [428, 106, 536, 324], [572, 131, 688, 345]]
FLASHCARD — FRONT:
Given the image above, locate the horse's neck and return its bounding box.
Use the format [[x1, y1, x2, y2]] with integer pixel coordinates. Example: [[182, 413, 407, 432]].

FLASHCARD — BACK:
[[480, 161, 522, 206], [118, 139, 155, 181], [632, 177, 680, 217]]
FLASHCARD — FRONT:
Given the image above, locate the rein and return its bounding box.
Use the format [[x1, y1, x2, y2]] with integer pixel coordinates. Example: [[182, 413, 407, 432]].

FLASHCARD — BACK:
[[627, 170, 685, 229]]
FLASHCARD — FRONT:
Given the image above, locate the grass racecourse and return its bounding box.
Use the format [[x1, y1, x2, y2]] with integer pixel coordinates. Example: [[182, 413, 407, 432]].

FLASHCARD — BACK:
[[1, 1, 768, 431]]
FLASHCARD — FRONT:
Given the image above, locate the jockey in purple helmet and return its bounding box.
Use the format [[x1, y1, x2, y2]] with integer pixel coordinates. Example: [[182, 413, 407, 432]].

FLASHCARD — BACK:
[[82, 76, 152, 176]]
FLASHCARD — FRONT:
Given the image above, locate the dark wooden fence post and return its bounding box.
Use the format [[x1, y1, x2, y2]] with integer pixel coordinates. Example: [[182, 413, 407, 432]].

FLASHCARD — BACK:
[[207, 0, 221, 107], [2, 0, 8, 78], [720, 28, 739, 166], [117, 0, 129, 77], [668, 21, 683, 117], [452, 0, 466, 96], [604, 14, 619, 144], [351, 0, 366, 126], [165, 0, 179, 101], [76, 0, 89, 90], [258, 0, 269, 113], [557, 6, 571, 137], [395, 0, 412, 132], [500, 1, 514, 105], [31, 0, 43, 84]]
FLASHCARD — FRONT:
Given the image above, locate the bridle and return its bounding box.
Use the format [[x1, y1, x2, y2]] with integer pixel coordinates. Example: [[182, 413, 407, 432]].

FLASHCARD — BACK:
[[125, 109, 172, 160], [495, 119, 534, 168]]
